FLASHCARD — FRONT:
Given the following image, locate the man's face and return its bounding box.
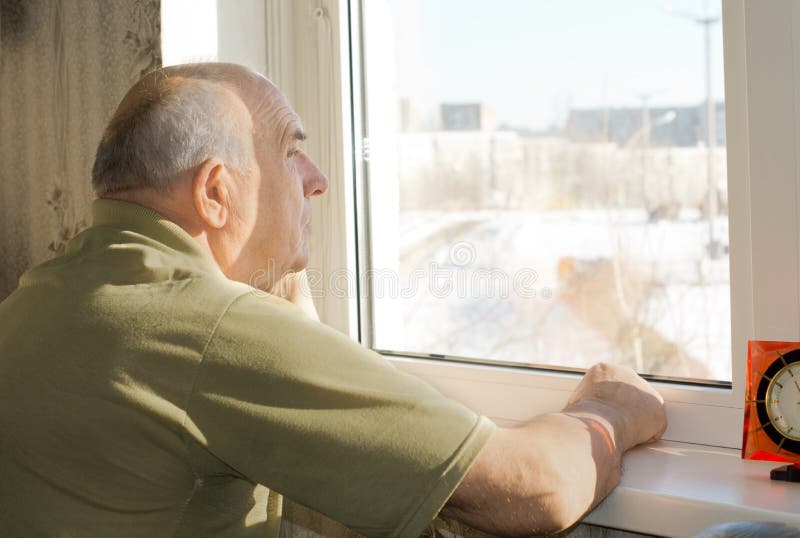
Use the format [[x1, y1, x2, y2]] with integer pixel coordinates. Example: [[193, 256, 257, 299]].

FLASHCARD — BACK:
[[238, 87, 329, 286]]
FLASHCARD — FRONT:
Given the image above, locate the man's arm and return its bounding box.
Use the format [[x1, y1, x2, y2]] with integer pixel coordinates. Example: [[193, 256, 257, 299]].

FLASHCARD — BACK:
[[441, 363, 666, 537]]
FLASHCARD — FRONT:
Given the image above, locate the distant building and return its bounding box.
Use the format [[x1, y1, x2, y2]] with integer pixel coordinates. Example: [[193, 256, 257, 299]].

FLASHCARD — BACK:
[[440, 103, 495, 131], [564, 102, 726, 147]]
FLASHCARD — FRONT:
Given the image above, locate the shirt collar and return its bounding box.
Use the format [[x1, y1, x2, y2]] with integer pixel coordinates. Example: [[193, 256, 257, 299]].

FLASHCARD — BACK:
[[90, 198, 226, 278]]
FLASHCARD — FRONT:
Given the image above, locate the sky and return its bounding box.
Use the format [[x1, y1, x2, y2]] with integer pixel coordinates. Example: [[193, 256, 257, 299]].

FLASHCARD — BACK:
[[376, 0, 725, 131]]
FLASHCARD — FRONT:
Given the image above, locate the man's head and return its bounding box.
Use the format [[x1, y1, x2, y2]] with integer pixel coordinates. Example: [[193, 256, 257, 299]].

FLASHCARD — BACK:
[[92, 62, 328, 290]]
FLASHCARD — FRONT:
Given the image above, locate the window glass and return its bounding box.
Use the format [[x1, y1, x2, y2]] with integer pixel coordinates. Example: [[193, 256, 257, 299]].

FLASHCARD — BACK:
[[361, 0, 730, 382]]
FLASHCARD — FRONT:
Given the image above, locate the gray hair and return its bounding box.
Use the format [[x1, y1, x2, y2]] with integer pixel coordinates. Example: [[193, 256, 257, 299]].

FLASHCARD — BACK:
[[91, 64, 258, 196], [693, 521, 800, 538]]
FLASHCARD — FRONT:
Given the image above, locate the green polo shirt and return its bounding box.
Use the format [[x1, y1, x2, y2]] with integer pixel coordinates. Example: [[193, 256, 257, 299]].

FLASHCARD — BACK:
[[0, 198, 495, 537]]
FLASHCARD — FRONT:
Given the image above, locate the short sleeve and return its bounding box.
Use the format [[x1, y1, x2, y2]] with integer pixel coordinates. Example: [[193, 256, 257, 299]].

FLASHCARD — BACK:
[[183, 292, 496, 538]]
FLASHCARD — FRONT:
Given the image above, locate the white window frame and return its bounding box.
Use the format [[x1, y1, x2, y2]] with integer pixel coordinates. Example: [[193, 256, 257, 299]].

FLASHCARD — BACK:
[[267, 0, 800, 449]]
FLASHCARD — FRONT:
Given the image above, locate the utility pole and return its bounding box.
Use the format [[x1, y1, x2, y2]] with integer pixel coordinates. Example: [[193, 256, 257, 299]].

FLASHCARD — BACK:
[[666, 5, 722, 258], [639, 93, 651, 210]]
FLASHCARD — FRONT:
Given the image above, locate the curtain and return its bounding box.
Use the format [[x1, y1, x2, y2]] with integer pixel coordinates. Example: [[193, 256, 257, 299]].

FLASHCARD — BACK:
[[0, 0, 160, 300]]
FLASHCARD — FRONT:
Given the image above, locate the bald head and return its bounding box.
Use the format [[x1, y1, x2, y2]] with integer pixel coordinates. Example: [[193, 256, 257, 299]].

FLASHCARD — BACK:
[[91, 63, 297, 196]]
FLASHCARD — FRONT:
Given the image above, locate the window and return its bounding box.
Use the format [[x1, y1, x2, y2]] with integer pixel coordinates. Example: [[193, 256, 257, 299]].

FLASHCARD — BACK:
[[358, 0, 732, 384], [343, 0, 782, 449]]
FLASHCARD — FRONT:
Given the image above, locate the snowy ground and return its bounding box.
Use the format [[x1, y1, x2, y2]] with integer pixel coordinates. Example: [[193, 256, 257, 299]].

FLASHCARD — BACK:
[[372, 208, 732, 382]]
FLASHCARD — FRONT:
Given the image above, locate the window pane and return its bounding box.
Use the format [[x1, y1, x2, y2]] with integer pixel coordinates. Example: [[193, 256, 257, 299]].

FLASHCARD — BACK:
[[360, 0, 731, 382]]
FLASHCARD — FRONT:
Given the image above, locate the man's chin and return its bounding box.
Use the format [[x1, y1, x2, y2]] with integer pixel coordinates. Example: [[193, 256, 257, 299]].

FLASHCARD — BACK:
[[291, 251, 309, 273]]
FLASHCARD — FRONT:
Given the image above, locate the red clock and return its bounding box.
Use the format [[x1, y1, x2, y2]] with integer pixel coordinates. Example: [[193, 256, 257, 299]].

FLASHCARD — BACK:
[[742, 340, 800, 481]]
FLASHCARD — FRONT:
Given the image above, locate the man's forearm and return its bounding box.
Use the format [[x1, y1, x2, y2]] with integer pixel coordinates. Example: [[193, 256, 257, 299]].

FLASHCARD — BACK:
[[442, 408, 623, 536], [443, 363, 665, 536]]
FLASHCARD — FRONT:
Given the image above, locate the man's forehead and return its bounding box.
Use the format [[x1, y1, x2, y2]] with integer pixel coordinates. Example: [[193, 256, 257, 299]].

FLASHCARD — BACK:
[[223, 70, 302, 148], [260, 110, 305, 149]]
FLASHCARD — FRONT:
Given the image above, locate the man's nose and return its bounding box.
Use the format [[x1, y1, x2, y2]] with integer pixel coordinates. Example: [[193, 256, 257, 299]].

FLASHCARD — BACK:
[[302, 154, 329, 197]]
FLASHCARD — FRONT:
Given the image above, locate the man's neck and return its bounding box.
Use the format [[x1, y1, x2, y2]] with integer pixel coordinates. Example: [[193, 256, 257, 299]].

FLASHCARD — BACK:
[[101, 190, 218, 269]]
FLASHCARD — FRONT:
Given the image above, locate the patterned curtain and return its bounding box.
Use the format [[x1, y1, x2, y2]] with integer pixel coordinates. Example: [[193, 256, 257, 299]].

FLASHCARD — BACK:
[[0, 0, 160, 300]]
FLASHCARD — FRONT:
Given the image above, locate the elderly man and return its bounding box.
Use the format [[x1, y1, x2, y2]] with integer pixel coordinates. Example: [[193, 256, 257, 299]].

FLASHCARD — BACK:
[[0, 63, 665, 537]]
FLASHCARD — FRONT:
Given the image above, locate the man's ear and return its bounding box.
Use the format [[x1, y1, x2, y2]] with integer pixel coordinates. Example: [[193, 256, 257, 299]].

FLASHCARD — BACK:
[[192, 158, 232, 229]]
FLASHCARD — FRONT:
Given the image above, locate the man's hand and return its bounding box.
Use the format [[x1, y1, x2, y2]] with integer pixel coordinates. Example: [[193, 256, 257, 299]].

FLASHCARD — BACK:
[[564, 362, 667, 451], [270, 270, 320, 321], [442, 363, 667, 536]]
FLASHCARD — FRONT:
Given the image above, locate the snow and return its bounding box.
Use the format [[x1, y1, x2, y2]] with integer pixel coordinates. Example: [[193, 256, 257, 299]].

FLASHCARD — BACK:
[[374, 209, 732, 381]]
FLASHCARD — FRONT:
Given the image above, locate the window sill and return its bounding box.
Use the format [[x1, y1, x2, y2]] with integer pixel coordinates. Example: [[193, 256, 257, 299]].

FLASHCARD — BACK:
[[583, 440, 800, 537]]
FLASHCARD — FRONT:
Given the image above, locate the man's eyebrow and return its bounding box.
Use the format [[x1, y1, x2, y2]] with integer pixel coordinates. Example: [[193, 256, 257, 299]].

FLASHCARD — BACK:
[[278, 124, 306, 150]]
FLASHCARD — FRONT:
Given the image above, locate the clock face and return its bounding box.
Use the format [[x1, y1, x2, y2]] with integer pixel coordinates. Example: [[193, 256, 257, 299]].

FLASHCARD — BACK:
[[756, 349, 800, 454], [765, 362, 800, 442]]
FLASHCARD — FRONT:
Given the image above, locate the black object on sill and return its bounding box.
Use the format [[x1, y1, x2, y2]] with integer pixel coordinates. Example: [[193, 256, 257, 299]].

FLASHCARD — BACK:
[[770, 464, 800, 482]]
